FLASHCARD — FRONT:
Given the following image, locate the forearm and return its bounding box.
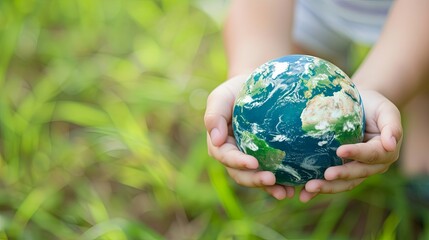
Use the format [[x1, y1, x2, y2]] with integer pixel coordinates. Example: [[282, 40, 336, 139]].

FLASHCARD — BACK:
[[352, 0, 429, 108], [224, 0, 295, 78]]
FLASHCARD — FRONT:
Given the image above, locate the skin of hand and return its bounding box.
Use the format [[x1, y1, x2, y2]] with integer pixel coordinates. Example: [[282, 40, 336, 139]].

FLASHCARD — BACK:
[[204, 74, 296, 200], [204, 74, 403, 202], [300, 90, 403, 202]]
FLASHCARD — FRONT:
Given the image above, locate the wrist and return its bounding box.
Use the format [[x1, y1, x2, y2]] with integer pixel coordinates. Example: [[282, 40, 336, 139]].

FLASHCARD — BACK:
[[352, 70, 410, 108]]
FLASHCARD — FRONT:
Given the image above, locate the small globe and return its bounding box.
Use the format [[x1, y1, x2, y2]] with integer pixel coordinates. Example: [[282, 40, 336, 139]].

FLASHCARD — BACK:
[[232, 55, 365, 186]]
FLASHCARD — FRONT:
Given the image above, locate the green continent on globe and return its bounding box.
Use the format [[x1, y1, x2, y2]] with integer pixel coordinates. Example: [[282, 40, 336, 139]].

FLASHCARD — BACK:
[[301, 58, 346, 98], [239, 131, 285, 171], [232, 55, 365, 186]]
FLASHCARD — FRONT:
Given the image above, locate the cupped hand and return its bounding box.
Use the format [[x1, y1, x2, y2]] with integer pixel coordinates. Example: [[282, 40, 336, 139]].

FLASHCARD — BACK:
[[204, 74, 296, 200], [300, 89, 403, 202]]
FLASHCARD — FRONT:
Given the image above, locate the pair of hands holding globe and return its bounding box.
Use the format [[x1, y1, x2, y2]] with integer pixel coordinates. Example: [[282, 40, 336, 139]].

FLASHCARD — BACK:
[[204, 65, 403, 203]]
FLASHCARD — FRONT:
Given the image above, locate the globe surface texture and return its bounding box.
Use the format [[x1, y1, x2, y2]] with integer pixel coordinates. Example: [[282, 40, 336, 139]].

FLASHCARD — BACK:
[[232, 55, 365, 186]]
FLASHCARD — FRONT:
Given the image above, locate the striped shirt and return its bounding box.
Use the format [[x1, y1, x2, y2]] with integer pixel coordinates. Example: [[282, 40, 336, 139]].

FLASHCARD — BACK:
[[298, 0, 394, 44]]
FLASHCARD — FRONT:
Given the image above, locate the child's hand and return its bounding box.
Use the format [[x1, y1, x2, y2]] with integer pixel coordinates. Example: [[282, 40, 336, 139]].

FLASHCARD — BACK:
[[205, 78, 402, 202], [204, 74, 296, 200], [301, 90, 403, 202]]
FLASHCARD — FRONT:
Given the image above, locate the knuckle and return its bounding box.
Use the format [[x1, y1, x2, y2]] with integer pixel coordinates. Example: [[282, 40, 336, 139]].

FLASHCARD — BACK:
[[206, 90, 222, 107], [203, 112, 216, 127], [324, 185, 335, 194], [367, 150, 378, 163], [360, 168, 370, 178], [218, 154, 228, 166], [254, 176, 265, 186], [327, 188, 335, 194], [340, 166, 351, 179], [338, 171, 348, 179]]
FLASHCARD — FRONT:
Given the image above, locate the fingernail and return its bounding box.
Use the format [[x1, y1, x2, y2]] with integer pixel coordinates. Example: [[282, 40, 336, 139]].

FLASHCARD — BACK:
[[210, 128, 220, 145]]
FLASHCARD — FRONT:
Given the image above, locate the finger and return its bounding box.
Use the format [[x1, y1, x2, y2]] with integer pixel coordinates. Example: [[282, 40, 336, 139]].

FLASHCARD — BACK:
[[305, 178, 366, 194], [299, 188, 318, 203], [377, 101, 403, 152], [204, 75, 249, 145], [337, 137, 394, 164], [204, 85, 235, 147], [208, 135, 259, 169], [284, 185, 296, 198], [264, 185, 295, 200], [380, 125, 401, 153], [324, 161, 388, 180], [226, 168, 276, 187]]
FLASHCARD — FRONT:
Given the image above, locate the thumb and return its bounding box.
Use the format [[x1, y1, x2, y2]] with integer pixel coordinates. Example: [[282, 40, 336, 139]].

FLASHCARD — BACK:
[[204, 84, 235, 147], [204, 74, 249, 146], [204, 112, 229, 146], [378, 101, 403, 152]]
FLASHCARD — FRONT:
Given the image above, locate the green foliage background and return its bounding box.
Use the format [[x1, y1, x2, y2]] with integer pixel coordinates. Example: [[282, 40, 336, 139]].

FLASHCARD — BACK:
[[0, 0, 428, 239]]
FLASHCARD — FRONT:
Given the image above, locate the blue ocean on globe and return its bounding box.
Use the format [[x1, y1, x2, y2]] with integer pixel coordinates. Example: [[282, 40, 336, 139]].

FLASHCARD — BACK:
[[232, 55, 365, 186]]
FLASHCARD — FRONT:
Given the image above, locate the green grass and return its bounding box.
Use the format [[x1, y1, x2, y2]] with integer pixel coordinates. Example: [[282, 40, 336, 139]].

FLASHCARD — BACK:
[[0, 0, 428, 239]]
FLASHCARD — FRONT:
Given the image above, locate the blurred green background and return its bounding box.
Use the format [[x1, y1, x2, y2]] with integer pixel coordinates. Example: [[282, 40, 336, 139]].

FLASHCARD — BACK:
[[0, 0, 428, 239]]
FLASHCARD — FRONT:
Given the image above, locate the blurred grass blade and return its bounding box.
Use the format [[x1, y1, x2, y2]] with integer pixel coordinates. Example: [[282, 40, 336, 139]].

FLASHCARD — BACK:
[[81, 218, 162, 240], [102, 98, 149, 153], [53, 101, 110, 127], [87, 189, 110, 224], [113, 165, 152, 189], [0, 231, 7, 240], [81, 219, 127, 240], [10, 179, 68, 237], [32, 210, 78, 239], [126, 0, 163, 29], [379, 212, 400, 240], [218, 220, 288, 240], [0, 8, 22, 87], [311, 198, 348, 239], [176, 134, 217, 205], [208, 161, 244, 220]]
